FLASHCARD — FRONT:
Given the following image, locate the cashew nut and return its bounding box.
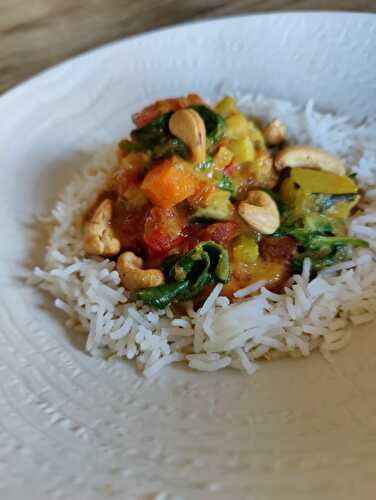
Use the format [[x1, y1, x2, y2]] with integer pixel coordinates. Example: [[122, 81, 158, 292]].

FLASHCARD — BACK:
[[274, 145, 346, 176], [117, 251, 165, 291], [238, 190, 280, 235], [84, 199, 121, 256], [263, 119, 288, 146], [169, 109, 206, 164]]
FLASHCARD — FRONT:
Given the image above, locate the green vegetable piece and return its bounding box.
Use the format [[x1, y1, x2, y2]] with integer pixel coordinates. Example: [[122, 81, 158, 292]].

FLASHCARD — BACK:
[[131, 113, 171, 146], [190, 105, 225, 148], [130, 113, 189, 160], [303, 214, 334, 235], [130, 106, 224, 160], [312, 193, 357, 212], [159, 254, 180, 274], [139, 242, 230, 309], [279, 168, 358, 219], [311, 192, 359, 218], [307, 235, 368, 253], [170, 245, 210, 282], [201, 241, 230, 282], [178, 269, 213, 301], [118, 139, 147, 154], [217, 175, 235, 197], [192, 190, 234, 221], [135, 281, 189, 309], [151, 137, 189, 160]]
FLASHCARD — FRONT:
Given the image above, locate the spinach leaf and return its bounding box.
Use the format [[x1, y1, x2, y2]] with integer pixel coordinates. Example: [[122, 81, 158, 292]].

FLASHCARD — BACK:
[[190, 105, 225, 148], [151, 137, 189, 160], [131, 113, 172, 146], [118, 139, 148, 155], [202, 241, 230, 282], [293, 245, 353, 273], [306, 235, 368, 253], [136, 242, 230, 309], [303, 214, 334, 235], [135, 281, 189, 309], [130, 113, 189, 160], [178, 269, 213, 301], [275, 193, 368, 274], [129, 105, 225, 161]]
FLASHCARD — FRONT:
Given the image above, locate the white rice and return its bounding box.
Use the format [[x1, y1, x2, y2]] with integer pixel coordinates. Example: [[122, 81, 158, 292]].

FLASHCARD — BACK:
[[31, 95, 376, 377]]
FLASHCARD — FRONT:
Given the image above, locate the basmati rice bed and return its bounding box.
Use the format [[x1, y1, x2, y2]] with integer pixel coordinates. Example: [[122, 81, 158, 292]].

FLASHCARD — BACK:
[[31, 95, 376, 377]]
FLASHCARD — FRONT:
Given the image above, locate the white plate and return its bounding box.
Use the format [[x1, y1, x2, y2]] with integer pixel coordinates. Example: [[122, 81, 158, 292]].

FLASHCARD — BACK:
[[1, 12, 376, 500]]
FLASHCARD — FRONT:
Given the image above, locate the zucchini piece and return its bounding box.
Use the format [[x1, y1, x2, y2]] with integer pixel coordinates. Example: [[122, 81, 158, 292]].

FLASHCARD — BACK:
[[192, 190, 234, 221], [311, 193, 359, 218], [279, 168, 358, 219]]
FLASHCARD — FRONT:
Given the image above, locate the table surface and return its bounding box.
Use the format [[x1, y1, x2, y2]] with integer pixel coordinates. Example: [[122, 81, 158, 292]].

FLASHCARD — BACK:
[[1, 0, 375, 93]]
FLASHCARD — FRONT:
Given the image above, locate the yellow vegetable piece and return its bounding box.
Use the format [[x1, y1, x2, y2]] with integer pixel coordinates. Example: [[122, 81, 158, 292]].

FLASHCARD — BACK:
[[232, 234, 259, 266], [229, 137, 255, 163], [214, 146, 234, 170], [193, 189, 234, 220], [122, 185, 149, 210], [225, 113, 249, 139], [215, 96, 239, 117], [248, 121, 266, 148], [279, 168, 359, 219]]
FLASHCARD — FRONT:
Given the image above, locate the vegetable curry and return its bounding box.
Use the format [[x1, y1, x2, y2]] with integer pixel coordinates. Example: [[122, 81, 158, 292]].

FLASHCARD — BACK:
[[83, 95, 367, 309]]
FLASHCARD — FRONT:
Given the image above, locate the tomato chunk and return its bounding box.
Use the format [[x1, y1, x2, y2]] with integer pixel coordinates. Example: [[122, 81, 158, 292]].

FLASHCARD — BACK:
[[259, 236, 297, 263], [224, 160, 237, 177], [113, 207, 147, 252], [132, 94, 204, 127], [199, 222, 240, 245], [144, 207, 187, 254], [141, 156, 196, 208]]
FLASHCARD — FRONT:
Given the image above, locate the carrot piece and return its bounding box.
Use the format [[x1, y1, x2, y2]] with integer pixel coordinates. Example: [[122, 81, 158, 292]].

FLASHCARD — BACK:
[[141, 156, 196, 208]]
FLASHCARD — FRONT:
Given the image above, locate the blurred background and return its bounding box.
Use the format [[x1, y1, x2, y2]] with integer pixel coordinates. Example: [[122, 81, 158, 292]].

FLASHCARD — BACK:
[[1, 0, 374, 93]]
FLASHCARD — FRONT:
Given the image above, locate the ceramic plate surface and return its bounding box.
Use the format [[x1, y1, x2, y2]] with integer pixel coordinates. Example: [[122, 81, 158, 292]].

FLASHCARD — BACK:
[[1, 12, 376, 500]]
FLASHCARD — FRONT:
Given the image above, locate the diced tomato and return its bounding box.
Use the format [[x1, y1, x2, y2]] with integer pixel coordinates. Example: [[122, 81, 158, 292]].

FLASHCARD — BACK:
[[132, 94, 204, 128], [199, 222, 240, 245], [259, 236, 297, 263], [224, 160, 237, 177], [141, 156, 196, 208], [144, 206, 187, 254], [113, 208, 147, 251]]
